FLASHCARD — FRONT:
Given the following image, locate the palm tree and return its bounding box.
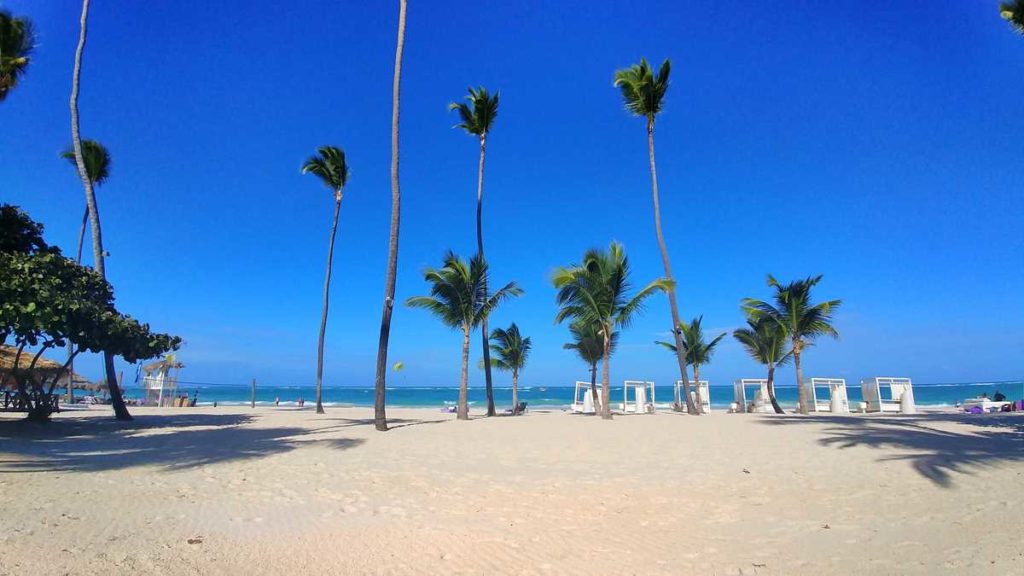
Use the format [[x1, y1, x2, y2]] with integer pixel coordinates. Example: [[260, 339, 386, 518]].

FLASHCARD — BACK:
[[62, 140, 110, 264], [1002, 1, 1024, 34], [742, 275, 841, 414], [373, 0, 408, 432], [406, 252, 522, 420], [488, 323, 531, 413], [302, 146, 350, 415], [69, 0, 130, 421], [449, 86, 500, 417], [0, 10, 34, 102], [733, 317, 792, 414], [553, 241, 671, 420], [563, 320, 619, 415], [614, 58, 697, 414], [655, 315, 726, 413]]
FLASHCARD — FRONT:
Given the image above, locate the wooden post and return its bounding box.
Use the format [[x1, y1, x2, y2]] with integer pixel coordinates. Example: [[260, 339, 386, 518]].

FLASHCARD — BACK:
[[250, 378, 256, 409]]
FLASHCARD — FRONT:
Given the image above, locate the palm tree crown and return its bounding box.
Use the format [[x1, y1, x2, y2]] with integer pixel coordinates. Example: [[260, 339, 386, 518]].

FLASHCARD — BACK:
[[302, 146, 349, 199], [733, 317, 792, 368], [449, 86, 499, 136], [62, 140, 110, 186], [489, 323, 531, 374], [406, 252, 522, 330], [656, 315, 726, 367], [742, 274, 841, 348], [553, 241, 672, 332], [613, 58, 671, 125], [0, 10, 34, 102], [563, 320, 618, 366], [1002, 1, 1024, 34]]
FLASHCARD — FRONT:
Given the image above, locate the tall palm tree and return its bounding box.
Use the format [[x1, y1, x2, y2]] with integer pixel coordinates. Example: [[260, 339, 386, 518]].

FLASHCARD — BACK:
[[449, 86, 501, 417], [563, 320, 619, 415], [61, 139, 110, 403], [62, 140, 110, 264], [614, 58, 697, 414], [373, 0, 408, 432], [406, 252, 522, 420], [655, 315, 726, 413], [1002, 1, 1024, 34], [742, 275, 841, 414], [69, 0, 130, 421], [553, 241, 671, 420], [0, 10, 34, 102], [733, 317, 792, 414], [488, 323, 530, 413], [302, 146, 350, 415]]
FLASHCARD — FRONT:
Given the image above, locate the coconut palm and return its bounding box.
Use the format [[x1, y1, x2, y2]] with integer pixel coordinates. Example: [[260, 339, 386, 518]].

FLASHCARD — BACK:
[[563, 320, 619, 415], [69, 0, 129, 420], [614, 58, 697, 414], [62, 140, 110, 264], [302, 146, 350, 415], [553, 241, 671, 420], [742, 275, 841, 414], [449, 86, 501, 417], [0, 10, 34, 102], [373, 0, 408, 432], [733, 316, 792, 414], [1002, 1, 1024, 34], [488, 323, 531, 413], [655, 315, 726, 413], [406, 252, 522, 420]]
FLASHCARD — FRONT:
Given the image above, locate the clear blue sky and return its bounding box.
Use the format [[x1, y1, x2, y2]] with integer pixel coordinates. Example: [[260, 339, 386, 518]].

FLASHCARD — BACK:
[[3, 1, 1022, 390]]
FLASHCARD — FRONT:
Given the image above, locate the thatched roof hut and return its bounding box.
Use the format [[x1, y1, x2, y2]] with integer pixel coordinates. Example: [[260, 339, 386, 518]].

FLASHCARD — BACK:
[[0, 345, 91, 390]]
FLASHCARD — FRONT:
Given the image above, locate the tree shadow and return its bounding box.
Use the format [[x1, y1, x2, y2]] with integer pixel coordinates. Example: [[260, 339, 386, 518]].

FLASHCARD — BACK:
[[315, 417, 448, 431], [0, 413, 365, 473], [758, 413, 1024, 487]]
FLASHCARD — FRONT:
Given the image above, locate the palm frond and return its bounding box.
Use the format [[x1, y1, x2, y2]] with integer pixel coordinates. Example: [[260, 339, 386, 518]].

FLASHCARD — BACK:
[[62, 140, 111, 186], [301, 145, 349, 193], [449, 86, 499, 136], [1002, 1, 1024, 34], [612, 58, 671, 121], [0, 11, 35, 101]]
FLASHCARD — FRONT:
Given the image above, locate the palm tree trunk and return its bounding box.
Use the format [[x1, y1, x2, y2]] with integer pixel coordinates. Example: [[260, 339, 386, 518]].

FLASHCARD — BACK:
[[693, 364, 703, 413], [511, 368, 518, 414], [66, 207, 89, 404], [766, 364, 784, 414], [70, 0, 130, 421], [315, 197, 342, 415], [75, 208, 88, 263], [590, 362, 599, 415], [646, 120, 697, 414], [458, 325, 470, 420], [373, 0, 407, 432], [600, 330, 612, 420], [476, 134, 496, 417], [794, 344, 808, 414]]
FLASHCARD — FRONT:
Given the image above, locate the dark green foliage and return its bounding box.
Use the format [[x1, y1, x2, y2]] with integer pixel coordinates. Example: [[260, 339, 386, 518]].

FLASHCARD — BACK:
[[62, 140, 111, 186], [655, 315, 726, 367], [613, 58, 671, 122], [449, 87, 500, 136], [1002, 1, 1024, 34], [0, 10, 34, 102], [302, 146, 349, 196], [489, 323, 531, 374]]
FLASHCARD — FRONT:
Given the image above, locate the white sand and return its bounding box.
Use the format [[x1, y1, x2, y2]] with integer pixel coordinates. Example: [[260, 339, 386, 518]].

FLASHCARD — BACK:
[[0, 406, 1021, 575]]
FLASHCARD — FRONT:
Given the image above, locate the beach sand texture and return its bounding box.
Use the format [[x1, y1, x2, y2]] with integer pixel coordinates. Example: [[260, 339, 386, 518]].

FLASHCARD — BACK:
[[0, 406, 1021, 575]]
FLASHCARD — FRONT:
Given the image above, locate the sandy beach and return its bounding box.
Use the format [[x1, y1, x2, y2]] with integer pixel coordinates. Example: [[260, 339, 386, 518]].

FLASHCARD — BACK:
[[0, 406, 1021, 575]]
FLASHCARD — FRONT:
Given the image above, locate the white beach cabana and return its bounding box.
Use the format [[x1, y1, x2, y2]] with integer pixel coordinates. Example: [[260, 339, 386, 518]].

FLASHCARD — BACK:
[[620, 380, 655, 414], [732, 379, 773, 413], [861, 377, 915, 414], [802, 377, 850, 413], [675, 380, 710, 413], [569, 380, 599, 414], [141, 356, 184, 407]]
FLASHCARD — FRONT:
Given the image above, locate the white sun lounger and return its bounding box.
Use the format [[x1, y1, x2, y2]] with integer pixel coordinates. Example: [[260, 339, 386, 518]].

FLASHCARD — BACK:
[[861, 377, 915, 413], [675, 380, 710, 413], [733, 379, 773, 413], [569, 381, 599, 414], [803, 378, 849, 413], [620, 380, 655, 414]]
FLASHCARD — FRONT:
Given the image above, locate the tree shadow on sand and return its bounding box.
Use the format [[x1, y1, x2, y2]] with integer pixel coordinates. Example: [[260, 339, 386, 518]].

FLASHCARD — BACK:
[[758, 413, 1024, 487], [0, 413, 365, 474]]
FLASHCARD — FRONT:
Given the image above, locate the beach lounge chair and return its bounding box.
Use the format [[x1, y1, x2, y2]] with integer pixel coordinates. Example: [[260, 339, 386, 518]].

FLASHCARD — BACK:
[[861, 377, 915, 413], [961, 397, 1009, 413], [512, 401, 528, 415], [733, 379, 774, 413], [674, 380, 711, 413], [620, 380, 655, 414], [802, 378, 849, 413]]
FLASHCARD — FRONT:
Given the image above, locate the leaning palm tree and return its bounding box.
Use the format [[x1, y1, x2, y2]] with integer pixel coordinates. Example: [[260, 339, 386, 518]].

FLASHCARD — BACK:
[[62, 140, 110, 264], [449, 86, 501, 417], [302, 146, 350, 415], [655, 315, 726, 413], [406, 252, 522, 420], [553, 241, 671, 420], [1002, 1, 1024, 34], [614, 58, 697, 414], [488, 322, 531, 413], [563, 320, 619, 415], [733, 317, 792, 414], [373, 0, 408, 432], [742, 275, 841, 414], [69, 0, 130, 421], [0, 10, 34, 102]]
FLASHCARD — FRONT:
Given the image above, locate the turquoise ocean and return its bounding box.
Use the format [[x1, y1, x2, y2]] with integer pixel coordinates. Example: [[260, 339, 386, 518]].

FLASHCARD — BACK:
[[121, 380, 1024, 410]]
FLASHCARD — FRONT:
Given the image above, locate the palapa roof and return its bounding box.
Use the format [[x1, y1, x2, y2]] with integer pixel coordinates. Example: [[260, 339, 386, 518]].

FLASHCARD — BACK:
[[0, 345, 91, 390]]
